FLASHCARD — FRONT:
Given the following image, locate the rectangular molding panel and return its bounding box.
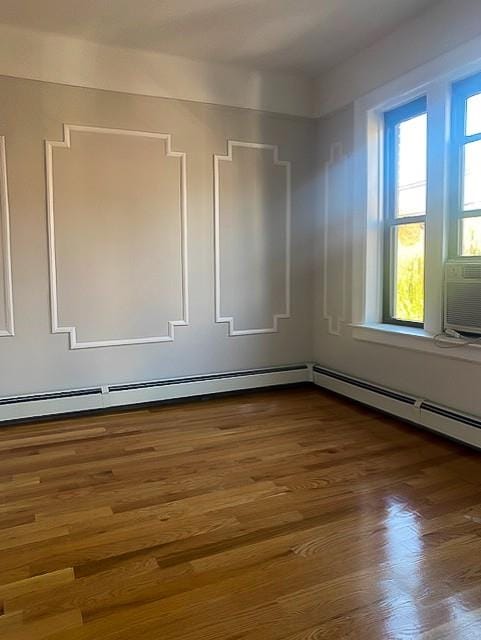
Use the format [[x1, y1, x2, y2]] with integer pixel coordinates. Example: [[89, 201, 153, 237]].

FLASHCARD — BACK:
[[0, 135, 14, 337], [214, 141, 291, 335], [45, 125, 188, 349]]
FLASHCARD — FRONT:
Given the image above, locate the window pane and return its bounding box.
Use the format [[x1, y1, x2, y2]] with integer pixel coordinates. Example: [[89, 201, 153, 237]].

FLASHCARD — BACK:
[[395, 114, 427, 217], [463, 140, 481, 211], [466, 92, 481, 136], [461, 217, 481, 256], [393, 223, 424, 323]]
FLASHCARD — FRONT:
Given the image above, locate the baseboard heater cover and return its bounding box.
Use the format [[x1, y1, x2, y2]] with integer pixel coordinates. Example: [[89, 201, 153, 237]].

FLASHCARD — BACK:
[[419, 402, 481, 449], [313, 365, 416, 405], [108, 365, 308, 392], [0, 387, 103, 422], [0, 387, 103, 406], [103, 364, 310, 408], [0, 364, 311, 423], [4, 362, 479, 451], [313, 364, 481, 450]]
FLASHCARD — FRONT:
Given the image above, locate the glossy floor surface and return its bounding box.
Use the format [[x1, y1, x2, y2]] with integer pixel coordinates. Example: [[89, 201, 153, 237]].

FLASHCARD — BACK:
[[1, 386, 481, 639]]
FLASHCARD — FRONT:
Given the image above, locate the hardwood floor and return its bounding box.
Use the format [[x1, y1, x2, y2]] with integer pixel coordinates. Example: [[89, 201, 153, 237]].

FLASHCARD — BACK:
[[0, 385, 480, 639]]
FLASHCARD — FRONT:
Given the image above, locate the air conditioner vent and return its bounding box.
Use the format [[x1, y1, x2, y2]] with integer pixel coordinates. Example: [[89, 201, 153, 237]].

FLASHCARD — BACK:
[[444, 261, 481, 334], [446, 282, 481, 326], [463, 264, 481, 279]]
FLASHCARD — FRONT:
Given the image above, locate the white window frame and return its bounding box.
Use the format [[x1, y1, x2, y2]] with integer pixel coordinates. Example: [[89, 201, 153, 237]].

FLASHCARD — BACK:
[[449, 71, 481, 258], [351, 36, 481, 363]]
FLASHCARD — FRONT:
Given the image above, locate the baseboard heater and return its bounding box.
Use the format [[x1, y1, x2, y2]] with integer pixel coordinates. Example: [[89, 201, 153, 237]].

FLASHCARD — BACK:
[[313, 364, 481, 450], [0, 364, 311, 424], [2, 362, 479, 451]]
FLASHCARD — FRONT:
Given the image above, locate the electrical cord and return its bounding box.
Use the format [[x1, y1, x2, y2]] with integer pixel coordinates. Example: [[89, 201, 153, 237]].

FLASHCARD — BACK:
[[433, 329, 481, 349]]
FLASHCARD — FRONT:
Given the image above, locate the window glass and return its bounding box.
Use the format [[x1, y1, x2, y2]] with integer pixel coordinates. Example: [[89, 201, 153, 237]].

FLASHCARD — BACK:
[[463, 140, 481, 211], [393, 223, 424, 323], [466, 92, 481, 136], [395, 114, 427, 217], [461, 217, 481, 256], [384, 98, 426, 326]]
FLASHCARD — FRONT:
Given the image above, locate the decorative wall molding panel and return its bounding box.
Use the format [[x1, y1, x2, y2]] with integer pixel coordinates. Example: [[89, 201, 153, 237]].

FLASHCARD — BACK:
[[322, 142, 348, 336], [214, 140, 291, 336], [45, 124, 188, 349], [0, 136, 14, 337]]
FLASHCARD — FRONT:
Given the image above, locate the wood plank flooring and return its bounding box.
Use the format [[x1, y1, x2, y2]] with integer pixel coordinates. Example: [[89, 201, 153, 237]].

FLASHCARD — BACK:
[[0, 385, 480, 639]]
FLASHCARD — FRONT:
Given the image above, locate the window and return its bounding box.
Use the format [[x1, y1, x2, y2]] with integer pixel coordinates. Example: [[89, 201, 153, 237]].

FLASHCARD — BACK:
[[451, 72, 481, 257], [383, 98, 427, 327], [354, 60, 481, 351]]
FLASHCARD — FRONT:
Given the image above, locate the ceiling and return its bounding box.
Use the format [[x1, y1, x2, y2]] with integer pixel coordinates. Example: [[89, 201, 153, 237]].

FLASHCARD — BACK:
[[0, 0, 441, 76]]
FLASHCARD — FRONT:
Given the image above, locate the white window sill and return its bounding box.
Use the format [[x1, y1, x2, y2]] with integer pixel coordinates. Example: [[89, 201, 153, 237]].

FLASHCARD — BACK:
[[350, 323, 481, 363]]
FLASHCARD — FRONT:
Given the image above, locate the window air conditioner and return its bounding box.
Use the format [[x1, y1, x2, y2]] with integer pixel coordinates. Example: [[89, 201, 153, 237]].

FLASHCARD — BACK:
[[444, 260, 481, 335]]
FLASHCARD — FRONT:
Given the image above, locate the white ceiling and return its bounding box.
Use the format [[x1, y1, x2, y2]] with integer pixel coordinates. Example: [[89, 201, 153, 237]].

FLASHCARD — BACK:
[[0, 0, 441, 76]]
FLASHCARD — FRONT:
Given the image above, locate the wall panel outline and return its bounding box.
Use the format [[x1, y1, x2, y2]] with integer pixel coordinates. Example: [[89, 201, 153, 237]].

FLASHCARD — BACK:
[[0, 136, 14, 337], [45, 124, 189, 349], [214, 140, 291, 336], [322, 141, 347, 336]]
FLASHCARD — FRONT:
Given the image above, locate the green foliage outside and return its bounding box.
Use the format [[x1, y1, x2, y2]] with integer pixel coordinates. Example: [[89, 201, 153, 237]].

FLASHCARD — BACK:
[[462, 218, 481, 256], [394, 220, 481, 323], [394, 223, 424, 323]]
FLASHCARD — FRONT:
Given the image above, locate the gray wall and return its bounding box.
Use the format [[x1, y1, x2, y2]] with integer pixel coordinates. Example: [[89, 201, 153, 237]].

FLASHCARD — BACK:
[[0, 75, 315, 396], [314, 106, 481, 417]]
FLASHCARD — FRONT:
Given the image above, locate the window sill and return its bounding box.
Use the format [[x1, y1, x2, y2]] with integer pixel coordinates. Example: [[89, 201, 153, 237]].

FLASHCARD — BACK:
[[350, 322, 481, 363]]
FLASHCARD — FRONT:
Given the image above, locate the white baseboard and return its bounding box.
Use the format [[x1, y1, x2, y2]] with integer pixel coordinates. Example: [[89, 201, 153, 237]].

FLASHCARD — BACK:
[[419, 403, 481, 450], [313, 364, 481, 450], [2, 361, 480, 453], [0, 364, 311, 424], [0, 391, 103, 423]]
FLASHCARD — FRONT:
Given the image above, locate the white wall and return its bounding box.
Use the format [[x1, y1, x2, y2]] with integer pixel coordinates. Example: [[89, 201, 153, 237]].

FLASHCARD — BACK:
[[316, 0, 481, 116], [0, 75, 315, 397], [0, 23, 315, 118]]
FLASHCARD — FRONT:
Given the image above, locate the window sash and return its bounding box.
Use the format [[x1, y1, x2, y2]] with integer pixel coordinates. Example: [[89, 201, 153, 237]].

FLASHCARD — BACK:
[[383, 98, 427, 327], [450, 72, 481, 257]]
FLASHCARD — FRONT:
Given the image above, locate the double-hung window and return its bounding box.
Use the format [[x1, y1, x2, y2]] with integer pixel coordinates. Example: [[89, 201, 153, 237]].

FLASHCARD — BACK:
[[450, 72, 481, 258], [355, 62, 481, 346], [383, 98, 428, 327]]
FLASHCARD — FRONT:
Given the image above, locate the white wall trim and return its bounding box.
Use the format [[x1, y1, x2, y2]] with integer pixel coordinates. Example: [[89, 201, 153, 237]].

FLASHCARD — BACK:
[[0, 364, 310, 423], [0, 136, 14, 337], [2, 360, 479, 451], [214, 140, 291, 336], [351, 322, 481, 365], [313, 364, 481, 450], [352, 95, 385, 326], [322, 142, 347, 336], [45, 124, 189, 349]]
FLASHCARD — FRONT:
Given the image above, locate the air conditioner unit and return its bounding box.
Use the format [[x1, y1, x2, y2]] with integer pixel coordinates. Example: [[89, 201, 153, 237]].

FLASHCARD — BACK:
[[444, 261, 481, 334]]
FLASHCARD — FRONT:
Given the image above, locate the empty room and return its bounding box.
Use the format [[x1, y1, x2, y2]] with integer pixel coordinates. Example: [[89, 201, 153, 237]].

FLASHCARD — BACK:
[[1, 1, 481, 638]]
